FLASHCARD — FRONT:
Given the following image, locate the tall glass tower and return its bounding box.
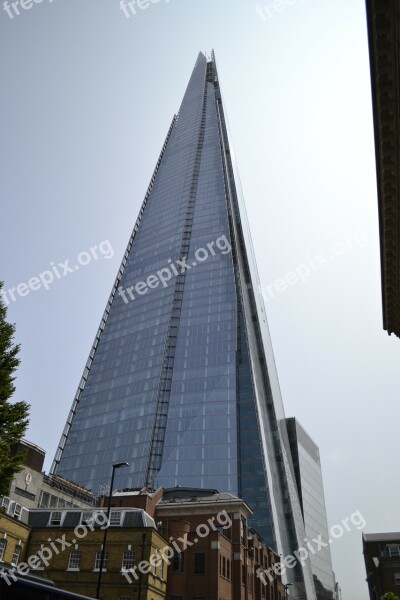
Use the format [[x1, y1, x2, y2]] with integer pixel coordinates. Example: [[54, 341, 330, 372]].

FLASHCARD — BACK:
[[286, 418, 336, 600], [52, 52, 317, 599]]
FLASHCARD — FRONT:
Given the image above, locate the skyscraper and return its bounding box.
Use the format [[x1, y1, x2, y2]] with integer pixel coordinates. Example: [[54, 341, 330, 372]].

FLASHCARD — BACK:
[[286, 418, 336, 600], [52, 52, 317, 598]]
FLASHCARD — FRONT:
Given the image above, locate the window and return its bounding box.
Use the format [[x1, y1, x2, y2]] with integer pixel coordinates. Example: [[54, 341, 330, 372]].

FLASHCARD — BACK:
[[110, 511, 122, 526], [81, 512, 94, 526], [395, 573, 400, 586], [389, 545, 400, 558], [227, 558, 230, 580], [122, 549, 135, 570], [11, 544, 22, 566], [39, 491, 50, 508], [94, 549, 108, 571], [0, 539, 7, 561], [241, 518, 246, 545], [1, 497, 10, 510], [13, 504, 22, 520], [172, 550, 184, 572], [242, 564, 246, 585], [49, 511, 62, 526], [194, 553, 205, 574], [68, 549, 81, 570], [222, 556, 226, 577]]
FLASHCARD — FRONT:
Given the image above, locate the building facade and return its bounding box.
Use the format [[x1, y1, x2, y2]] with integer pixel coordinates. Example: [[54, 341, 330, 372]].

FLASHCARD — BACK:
[[363, 532, 400, 599], [366, 0, 400, 338], [101, 486, 286, 600], [26, 508, 167, 600], [6, 440, 95, 513], [51, 51, 319, 598], [285, 419, 335, 600], [156, 488, 286, 600], [0, 510, 30, 573]]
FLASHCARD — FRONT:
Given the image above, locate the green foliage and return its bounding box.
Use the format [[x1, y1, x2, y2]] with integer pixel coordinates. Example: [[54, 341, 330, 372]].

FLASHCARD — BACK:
[[381, 593, 400, 600], [0, 281, 30, 496]]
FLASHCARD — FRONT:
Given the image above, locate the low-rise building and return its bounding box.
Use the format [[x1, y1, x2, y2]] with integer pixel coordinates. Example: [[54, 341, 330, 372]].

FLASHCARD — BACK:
[[363, 532, 400, 599], [105, 486, 286, 600], [156, 487, 285, 600], [7, 440, 95, 513], [0, 509, 30, 572], [25, 507, 167, 600]]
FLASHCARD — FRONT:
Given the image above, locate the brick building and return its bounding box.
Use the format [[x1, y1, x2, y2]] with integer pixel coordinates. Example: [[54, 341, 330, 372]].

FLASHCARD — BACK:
[[1, 481, 286, 600], [0, 510, 30, 572], [107, 486, 286, 600], [25, 508, 168, 600], [363, 532, 400, 599]]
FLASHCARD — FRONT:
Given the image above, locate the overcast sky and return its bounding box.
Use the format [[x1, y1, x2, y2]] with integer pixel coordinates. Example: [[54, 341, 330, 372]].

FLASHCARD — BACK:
[[1, 1, 399, 598]]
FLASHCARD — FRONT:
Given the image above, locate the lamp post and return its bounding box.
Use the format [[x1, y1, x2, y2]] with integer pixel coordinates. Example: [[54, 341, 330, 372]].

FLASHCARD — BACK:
[[95, 461, 129, 599], [285, 583, 292, 600]]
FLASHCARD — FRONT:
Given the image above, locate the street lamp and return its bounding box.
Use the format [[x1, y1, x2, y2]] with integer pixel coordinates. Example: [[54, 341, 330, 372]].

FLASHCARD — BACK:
[[285, 583, 292, 600], [95, 461, 129, 599]]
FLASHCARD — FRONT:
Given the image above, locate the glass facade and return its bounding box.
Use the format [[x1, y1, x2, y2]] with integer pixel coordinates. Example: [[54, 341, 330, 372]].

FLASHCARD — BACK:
[[52, 52, 319, 599], [286, 418, 336, 600]]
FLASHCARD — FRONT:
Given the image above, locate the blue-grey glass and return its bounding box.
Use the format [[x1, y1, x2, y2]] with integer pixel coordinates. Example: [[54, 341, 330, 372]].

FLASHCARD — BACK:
[[286, 418, 336, 600], [52, 52, 319, 599]]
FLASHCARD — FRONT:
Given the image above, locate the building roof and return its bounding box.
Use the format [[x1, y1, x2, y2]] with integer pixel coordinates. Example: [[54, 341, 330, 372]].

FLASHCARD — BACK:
[[113, 486, 159, 497], [28, 508, 156, 529], [19, 439, 46, 455], [363, 532, 400, 543], [157, 490, 253, 514]]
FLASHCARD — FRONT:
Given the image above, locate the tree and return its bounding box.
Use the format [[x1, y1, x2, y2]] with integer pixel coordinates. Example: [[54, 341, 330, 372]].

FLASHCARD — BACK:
[[381, 593, 400, 600], [0, 281, 30, 497]]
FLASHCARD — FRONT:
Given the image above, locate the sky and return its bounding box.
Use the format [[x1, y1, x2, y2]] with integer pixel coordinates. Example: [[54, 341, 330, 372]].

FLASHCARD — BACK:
[[1, 0, 399, 598]]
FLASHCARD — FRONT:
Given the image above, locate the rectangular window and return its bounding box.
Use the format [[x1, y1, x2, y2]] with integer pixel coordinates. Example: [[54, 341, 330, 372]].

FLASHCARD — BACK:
[[11, 545, 22, 566], [68, 549, 81, 570], [49, 511, 62, 526], [122, 549, 135, 570], [194, 553, 205, 574], [389, 546, 400, 558], [110, 511, 122, 526], [81, 512, 94, 525], [395, 573, 400, 586], [172, 551, 184, 572], [1, 497, 10, 511], [95, 550, 108, 571], [39, 492, 50, 508], [241, 518, 246, 545], [0, 539, 7, 562], [13, 504, 22, 520]]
